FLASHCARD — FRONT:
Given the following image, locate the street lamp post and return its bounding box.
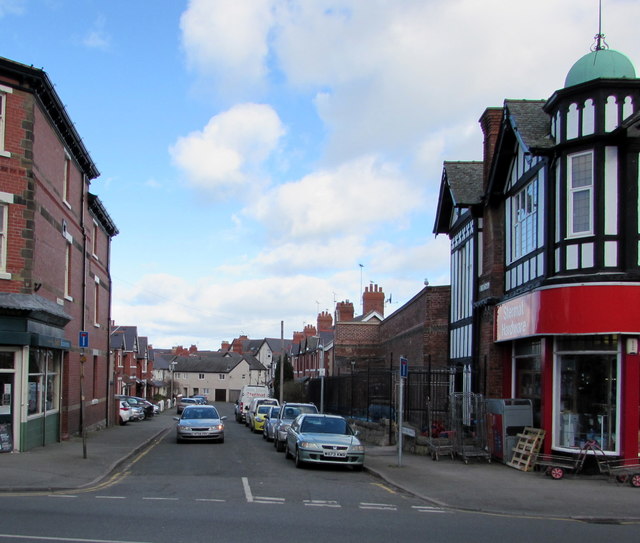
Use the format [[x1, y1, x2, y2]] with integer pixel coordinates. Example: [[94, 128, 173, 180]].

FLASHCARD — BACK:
[[169, 361, 177, 406]]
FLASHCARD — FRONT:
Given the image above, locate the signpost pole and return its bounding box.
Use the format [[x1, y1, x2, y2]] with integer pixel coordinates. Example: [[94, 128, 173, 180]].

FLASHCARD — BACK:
[[398, 356, 408, 467]]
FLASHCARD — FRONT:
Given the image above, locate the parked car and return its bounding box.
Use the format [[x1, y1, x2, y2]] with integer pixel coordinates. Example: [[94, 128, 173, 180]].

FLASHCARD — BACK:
[[236, 385, 269, 423], [246, 397, 279, 430], [262, 405, 281, 441], [174, 405, 226, 443], [177, 397, 199, 414], [273, 403, 318, 452], [251, 404, 274, 434], [118, 400, 132, 425], [116, 395, 154, 419], [190, 395, 208, 404], [285, 413, 364, 470], [129, 404, 145, 421]]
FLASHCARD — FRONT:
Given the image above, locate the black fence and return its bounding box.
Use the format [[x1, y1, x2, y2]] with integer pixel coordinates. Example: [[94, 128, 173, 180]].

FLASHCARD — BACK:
[[307, 367, 457, 436]]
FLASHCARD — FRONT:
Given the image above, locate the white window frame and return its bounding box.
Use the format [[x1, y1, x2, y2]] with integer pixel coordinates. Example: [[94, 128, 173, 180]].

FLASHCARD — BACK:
[[93, 276, 100, 327], [218, 374, 226, 380], [0, 84, 13, 158], [198, 373, 205, 380], [511, 179, 538, 261], [0, 193, 13, 279], [64, 242, 73, 301], [567, 151, 594, 237]]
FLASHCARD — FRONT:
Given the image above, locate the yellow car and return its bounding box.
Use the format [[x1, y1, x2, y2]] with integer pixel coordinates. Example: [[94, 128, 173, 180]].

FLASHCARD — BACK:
[[251, 404, 274, 434]]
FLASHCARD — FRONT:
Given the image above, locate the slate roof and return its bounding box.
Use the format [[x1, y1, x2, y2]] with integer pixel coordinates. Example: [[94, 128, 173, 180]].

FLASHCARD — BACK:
[[171, 351, 266, 373], [0, 293, 71, 326], [443, 161, 485, 206], [504, 100, 553, 151], [111, 325, 138, 351]]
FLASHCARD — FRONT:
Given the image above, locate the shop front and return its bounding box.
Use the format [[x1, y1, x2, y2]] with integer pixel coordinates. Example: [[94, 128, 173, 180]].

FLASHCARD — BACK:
[[0, 294, 71, 452], [496, 284, 640, 457]]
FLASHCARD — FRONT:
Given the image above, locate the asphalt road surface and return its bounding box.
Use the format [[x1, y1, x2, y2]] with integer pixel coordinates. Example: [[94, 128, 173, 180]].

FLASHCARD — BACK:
[[0, 402, 637, 543]]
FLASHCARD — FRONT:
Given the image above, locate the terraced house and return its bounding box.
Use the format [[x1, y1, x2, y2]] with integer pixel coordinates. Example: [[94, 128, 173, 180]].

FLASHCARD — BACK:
[[435, 38, 640, 458], [0, 57, 118, 452]]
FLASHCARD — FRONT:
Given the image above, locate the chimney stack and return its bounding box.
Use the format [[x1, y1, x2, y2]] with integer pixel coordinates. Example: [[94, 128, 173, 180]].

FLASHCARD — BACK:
[[479, 107, 502, 190], [335, 301, 354, 322], [363, 284, 385, 317], [317, 311, 333, 331]]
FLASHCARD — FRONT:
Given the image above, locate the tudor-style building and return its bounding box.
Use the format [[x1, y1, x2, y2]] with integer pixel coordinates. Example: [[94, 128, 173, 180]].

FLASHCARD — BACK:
[[436, 41, 640, 458], [0, 57, 118, 451]]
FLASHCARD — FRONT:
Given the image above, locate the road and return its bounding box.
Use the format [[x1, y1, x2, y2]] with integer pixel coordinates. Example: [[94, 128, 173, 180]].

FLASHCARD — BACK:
[[0, 403, 638, 542]]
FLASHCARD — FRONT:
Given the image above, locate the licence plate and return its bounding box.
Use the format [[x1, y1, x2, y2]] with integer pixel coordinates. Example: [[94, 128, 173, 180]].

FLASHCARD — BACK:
[[323, 450, 347, 457]]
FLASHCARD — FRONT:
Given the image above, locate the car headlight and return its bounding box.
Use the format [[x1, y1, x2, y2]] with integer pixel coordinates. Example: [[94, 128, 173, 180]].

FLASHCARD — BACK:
[[214, 424, 224, 431], [299, 441, 322, 450], [256, 416, 264, 422], [181, 426, 192, 431], [349, 444, 365, 453], [281, 424, 291, 432]]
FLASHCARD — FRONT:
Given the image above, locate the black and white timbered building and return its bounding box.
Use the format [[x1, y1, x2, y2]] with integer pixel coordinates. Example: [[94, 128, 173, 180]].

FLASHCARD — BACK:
[[435, 38, 640, 458]]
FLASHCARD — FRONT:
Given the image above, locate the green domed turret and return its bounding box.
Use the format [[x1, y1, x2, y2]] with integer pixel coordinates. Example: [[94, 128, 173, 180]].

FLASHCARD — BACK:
[[565, 48, 636, 87]]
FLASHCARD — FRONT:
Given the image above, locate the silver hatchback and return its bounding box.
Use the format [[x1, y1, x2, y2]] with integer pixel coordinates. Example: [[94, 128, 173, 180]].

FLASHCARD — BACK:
[[174, 405, 226, 443]]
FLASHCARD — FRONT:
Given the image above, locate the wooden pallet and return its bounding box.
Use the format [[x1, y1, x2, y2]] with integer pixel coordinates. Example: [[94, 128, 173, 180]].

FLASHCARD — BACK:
[[507, 427, 546, 472]]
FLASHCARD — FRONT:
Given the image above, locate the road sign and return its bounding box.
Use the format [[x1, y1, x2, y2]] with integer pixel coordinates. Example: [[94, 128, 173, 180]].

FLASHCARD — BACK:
[[400, 356, 408, 378], [79, 331, 89, 348]]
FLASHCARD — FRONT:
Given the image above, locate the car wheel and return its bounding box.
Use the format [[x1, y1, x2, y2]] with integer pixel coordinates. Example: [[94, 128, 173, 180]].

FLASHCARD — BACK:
[[219, 437, 225, 444], [294, 448, 305, 469], [119, 417, 126, 426], [285, 442, 292, 459], [353, 464, 363, 472], [276, 439, 284, 452]]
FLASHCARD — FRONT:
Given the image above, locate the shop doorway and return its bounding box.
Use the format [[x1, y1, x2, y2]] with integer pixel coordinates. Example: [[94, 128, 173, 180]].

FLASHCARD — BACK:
[[0, 371, 14, 452]]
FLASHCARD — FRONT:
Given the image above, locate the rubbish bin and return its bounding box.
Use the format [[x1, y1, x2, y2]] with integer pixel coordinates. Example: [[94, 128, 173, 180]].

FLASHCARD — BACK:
[[486, 399, 533, 463]]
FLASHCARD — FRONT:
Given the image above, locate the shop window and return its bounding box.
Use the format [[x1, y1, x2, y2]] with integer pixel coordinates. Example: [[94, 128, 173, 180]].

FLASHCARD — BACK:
[[27, 349, 61, 416], [555, 336, 618, 452]]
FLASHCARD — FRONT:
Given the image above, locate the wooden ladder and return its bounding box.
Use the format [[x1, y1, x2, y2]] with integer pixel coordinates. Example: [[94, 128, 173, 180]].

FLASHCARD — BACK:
[[507, 427, 546, 471]]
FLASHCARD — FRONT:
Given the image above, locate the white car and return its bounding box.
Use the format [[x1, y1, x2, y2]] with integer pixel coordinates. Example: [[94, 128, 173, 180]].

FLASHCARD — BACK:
[[118, 400, 132, 425]]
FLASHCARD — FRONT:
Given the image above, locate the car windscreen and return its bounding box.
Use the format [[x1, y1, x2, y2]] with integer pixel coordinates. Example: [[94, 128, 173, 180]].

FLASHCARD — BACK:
[[300, 417, 350, 435], [183, 408, 219, 419], [257, 405, 271, 414]]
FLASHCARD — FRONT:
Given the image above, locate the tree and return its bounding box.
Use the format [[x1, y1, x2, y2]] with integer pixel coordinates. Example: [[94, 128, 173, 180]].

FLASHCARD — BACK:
[[273, 353, 294, 400]]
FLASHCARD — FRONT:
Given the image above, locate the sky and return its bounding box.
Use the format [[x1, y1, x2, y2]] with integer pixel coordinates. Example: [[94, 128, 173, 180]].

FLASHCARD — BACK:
[[2, 0, 640, 350]]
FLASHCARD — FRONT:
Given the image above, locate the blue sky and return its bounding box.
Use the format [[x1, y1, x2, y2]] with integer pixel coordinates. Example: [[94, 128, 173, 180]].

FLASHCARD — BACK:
[[2, 0, 640, 349]]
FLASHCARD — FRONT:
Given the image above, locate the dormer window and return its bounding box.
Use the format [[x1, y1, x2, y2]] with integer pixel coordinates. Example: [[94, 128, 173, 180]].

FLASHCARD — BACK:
[[567, 151, 594, 237]]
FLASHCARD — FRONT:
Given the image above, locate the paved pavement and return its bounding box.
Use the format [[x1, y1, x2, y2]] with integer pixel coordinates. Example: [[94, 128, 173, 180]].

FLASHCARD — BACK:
[[1, 410, 639, 523]]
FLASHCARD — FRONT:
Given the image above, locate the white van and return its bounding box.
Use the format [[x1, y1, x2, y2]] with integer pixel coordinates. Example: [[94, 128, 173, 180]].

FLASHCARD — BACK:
[[236, 385, 269, 423]]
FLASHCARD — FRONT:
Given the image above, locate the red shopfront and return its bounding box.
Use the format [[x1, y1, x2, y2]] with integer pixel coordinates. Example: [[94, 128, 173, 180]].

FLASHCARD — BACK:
[[495, 284, 640, 458]]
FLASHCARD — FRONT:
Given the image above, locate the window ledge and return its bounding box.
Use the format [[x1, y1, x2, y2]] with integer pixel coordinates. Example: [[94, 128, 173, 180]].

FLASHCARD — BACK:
[[0, 271, 11, 280]]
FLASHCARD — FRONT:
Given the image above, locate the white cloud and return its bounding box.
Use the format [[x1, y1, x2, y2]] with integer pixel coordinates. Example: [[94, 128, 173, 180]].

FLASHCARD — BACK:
[[180, 0, 274, 94], [0, 0, 25, 17], [246, 155, 422, 241], [83, 14, 110, 50], [169, 103, 285, 196]]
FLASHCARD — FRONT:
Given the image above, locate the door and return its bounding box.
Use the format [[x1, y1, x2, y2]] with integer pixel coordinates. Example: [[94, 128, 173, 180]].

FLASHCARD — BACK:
[[0, 373, 14, 452]]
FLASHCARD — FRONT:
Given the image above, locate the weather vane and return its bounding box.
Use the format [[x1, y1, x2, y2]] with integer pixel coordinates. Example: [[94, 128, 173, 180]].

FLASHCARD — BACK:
[[592, 0, 608, 51]]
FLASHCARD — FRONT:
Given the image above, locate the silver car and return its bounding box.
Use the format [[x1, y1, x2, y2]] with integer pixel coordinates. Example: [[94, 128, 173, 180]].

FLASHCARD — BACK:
[[274, 403, 318, 452], [174, 405, 226, 443], [262, 405, 281, 441], [285, 414, 364, 470]]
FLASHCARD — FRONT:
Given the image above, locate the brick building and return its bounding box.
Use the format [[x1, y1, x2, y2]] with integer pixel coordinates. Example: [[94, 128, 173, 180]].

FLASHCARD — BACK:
[[0, 57, 118, 451]]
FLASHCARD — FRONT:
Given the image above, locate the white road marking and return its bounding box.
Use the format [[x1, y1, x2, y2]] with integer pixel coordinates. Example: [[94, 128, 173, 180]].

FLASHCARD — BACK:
[[195, 498, 226, 502], [254, 496, 285, 504], [141, 497, 179, 501], [303, 499, 341, 508], [95, 496, 126, 499], [359, 502, 397, 511], [412, 505, 448, 514], [0, 533, 152, 542], [242, 477, 253, 503], [47, 495, 77, 498]]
